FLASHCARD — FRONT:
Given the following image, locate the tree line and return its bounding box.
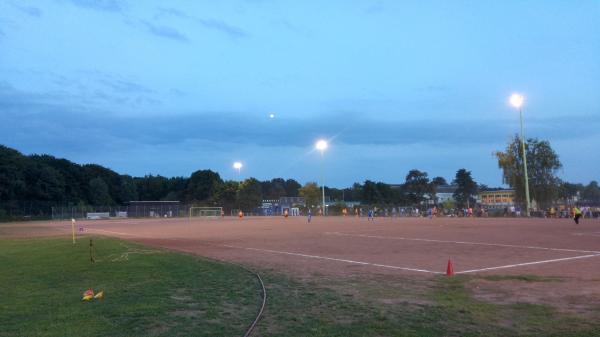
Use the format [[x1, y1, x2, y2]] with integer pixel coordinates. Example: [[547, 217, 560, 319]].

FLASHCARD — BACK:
[[1, 139, 599, 218]]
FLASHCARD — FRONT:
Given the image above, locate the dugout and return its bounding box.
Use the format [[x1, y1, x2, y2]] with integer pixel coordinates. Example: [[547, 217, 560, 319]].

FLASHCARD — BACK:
[[127, 201, 180, 218]]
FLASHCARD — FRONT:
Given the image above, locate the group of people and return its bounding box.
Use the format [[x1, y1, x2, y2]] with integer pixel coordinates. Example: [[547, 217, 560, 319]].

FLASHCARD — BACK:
[[300, 205, 597, 224]]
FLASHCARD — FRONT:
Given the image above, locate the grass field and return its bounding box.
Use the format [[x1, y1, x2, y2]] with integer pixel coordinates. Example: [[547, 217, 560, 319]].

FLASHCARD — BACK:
[[2, 234, 600, 336], [0, 237, 261, 337]]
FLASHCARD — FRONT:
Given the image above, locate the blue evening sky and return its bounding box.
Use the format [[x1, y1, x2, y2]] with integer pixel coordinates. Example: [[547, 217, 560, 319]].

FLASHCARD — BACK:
[[0, 0, 598, 187]]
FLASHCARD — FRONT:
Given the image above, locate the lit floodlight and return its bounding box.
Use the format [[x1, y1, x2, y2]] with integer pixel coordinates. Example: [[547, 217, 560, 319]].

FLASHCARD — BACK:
[[269, 113, 275, 119], [510, 93, 524, 108], [315, 139, 328, 152], [233, 162, 243, 170]]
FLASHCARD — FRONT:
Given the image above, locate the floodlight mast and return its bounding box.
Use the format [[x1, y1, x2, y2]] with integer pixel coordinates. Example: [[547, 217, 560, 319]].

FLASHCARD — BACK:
[[233, 161, 243, 214], [315, 140, 328, 215], [233, 162, 243, 179], [510, 93, 531, 217]]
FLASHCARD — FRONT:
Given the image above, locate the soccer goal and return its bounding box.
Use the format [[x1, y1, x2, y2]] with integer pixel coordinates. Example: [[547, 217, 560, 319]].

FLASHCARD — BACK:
[[189, 207, 223, 219]]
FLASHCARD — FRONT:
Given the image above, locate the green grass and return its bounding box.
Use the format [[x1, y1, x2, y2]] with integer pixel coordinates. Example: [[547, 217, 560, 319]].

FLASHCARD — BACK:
[[0, 237, 262, 337], [251, 272, 600, 337], [2, 237, 599, 337], [479, 274, 564, 283]]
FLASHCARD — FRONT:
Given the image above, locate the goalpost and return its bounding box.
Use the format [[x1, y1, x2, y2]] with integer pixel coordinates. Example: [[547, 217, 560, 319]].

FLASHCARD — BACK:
[[189, 207, 223, 219]]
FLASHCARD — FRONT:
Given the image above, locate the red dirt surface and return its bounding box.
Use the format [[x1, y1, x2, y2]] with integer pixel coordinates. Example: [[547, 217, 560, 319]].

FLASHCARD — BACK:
[[4, 216, 600, 311]]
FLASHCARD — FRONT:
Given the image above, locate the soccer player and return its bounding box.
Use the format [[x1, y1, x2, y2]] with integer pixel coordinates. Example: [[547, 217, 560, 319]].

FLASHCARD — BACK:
[[307, 209, 312, 223], [368, 209, 374, 221], [573, 206, 582, 224]]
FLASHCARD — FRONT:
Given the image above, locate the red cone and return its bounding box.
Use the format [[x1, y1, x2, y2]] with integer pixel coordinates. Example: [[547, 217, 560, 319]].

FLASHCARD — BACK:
[[446, 258, 454, 276]]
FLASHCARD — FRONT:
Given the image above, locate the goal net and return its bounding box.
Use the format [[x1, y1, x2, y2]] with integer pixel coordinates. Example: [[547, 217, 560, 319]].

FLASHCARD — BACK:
[[189, 207, 223, 219]]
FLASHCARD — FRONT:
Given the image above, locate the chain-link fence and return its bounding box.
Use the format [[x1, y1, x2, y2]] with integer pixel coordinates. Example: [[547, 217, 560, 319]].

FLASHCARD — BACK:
[[51, 204, 189, 220]]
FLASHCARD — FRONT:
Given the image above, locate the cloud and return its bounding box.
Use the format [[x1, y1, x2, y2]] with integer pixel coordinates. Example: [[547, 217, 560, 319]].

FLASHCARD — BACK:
[[142, 20, 189, 42], [1, 85, 598, 152], [67, 0, 123, 12], [197, 18, 247, 38], [98, 78, 154, 94], [1, 85, 598, 185], [156, 7, 248, 39], [10, 3, 43, 17]]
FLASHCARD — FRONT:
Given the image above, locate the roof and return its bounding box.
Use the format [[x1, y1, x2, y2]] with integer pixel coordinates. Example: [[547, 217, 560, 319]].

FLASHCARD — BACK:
[[436, 185, 458, 193], [479, 189, 515, 193]]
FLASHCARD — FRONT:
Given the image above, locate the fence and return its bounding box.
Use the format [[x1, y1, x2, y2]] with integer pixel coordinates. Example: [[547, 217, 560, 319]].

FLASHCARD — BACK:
[[4, 203, 599, 222], [50, 204, 190, 220]]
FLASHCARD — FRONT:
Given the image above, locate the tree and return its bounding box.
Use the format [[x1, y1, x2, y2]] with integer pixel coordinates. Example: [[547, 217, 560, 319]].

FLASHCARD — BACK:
[[237, 178, 263, 211], [27, 165, 66, 201], [452, 169, 478, 208], [214, 181, 239, 211], [89, 177, 113, 205], [495, 136, 562, 209], [361, 180, 378, 204], [118, 175, 138, 203], [403, 169, 430, 206], [186, 170, 223, 203], [582, 181, 600, 203], [432, 176, 447, 186], [557, 181, 583, 205], [263, 178, 287, 199], [285, 179, 301, 197], [429, 176, 447, 205], [375, 182, 393, 205], [299, 182, 320, 208]]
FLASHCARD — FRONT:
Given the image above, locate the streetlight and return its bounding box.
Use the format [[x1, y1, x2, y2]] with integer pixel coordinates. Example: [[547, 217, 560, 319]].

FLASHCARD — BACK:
[[510, 93, 531, 217], [315, 139, 328, 215], [233, 161, 243, 179], [233, 161, 243, 215]]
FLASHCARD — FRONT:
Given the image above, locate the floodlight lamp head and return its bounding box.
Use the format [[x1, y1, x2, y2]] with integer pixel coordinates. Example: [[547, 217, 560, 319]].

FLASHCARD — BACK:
[[315, 139, 328, 152], [510, 93, 524, 108], [233, 162, 243, 170]]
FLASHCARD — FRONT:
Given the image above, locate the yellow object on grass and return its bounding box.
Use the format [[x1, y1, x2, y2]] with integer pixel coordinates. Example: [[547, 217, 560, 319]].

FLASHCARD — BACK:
[[82, 289, 94, 301], [94, 291, 104, 299]]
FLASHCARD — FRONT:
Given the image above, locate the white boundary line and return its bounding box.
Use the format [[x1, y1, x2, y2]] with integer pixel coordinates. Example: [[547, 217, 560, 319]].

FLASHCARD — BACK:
[[222, 244, 443, 274], [85, 228, 139, 237], [456, 254, 600, 274], [572, 232, 600, 237], [79, 229, 600, 275], [326, 232, 600, 254]]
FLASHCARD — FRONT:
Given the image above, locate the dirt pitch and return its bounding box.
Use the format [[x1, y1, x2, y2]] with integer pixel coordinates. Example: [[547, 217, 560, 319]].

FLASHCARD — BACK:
[[3, 216, 600, 313]]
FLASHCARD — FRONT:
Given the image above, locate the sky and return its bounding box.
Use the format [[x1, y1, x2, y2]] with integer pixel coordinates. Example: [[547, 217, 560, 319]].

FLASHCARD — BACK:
[[0, 0, 599, 187]]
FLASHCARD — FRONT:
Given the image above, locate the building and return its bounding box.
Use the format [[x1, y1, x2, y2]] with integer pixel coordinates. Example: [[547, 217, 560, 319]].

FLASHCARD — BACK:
[[435, 185, 458, 203], [478, 189, 515, 209], [261, 196, 307, 215]]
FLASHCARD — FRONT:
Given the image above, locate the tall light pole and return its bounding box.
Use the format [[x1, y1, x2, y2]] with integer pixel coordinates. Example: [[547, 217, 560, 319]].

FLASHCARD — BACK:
[[315, 139, 328, 215], [233, 161, 243, 180], [510, 93, 531, 217], [233, 161, 243, 214]]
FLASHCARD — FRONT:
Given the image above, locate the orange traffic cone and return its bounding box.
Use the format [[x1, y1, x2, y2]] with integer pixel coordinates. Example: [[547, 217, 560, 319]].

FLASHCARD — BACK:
[[446, 258, 454, 276]]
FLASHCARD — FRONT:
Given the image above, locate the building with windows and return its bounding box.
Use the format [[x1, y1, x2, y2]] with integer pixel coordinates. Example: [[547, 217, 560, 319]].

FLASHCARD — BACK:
[[435, 185, 458, 203], [478, 189, 515, 209], [261, 196, 307, 215]]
